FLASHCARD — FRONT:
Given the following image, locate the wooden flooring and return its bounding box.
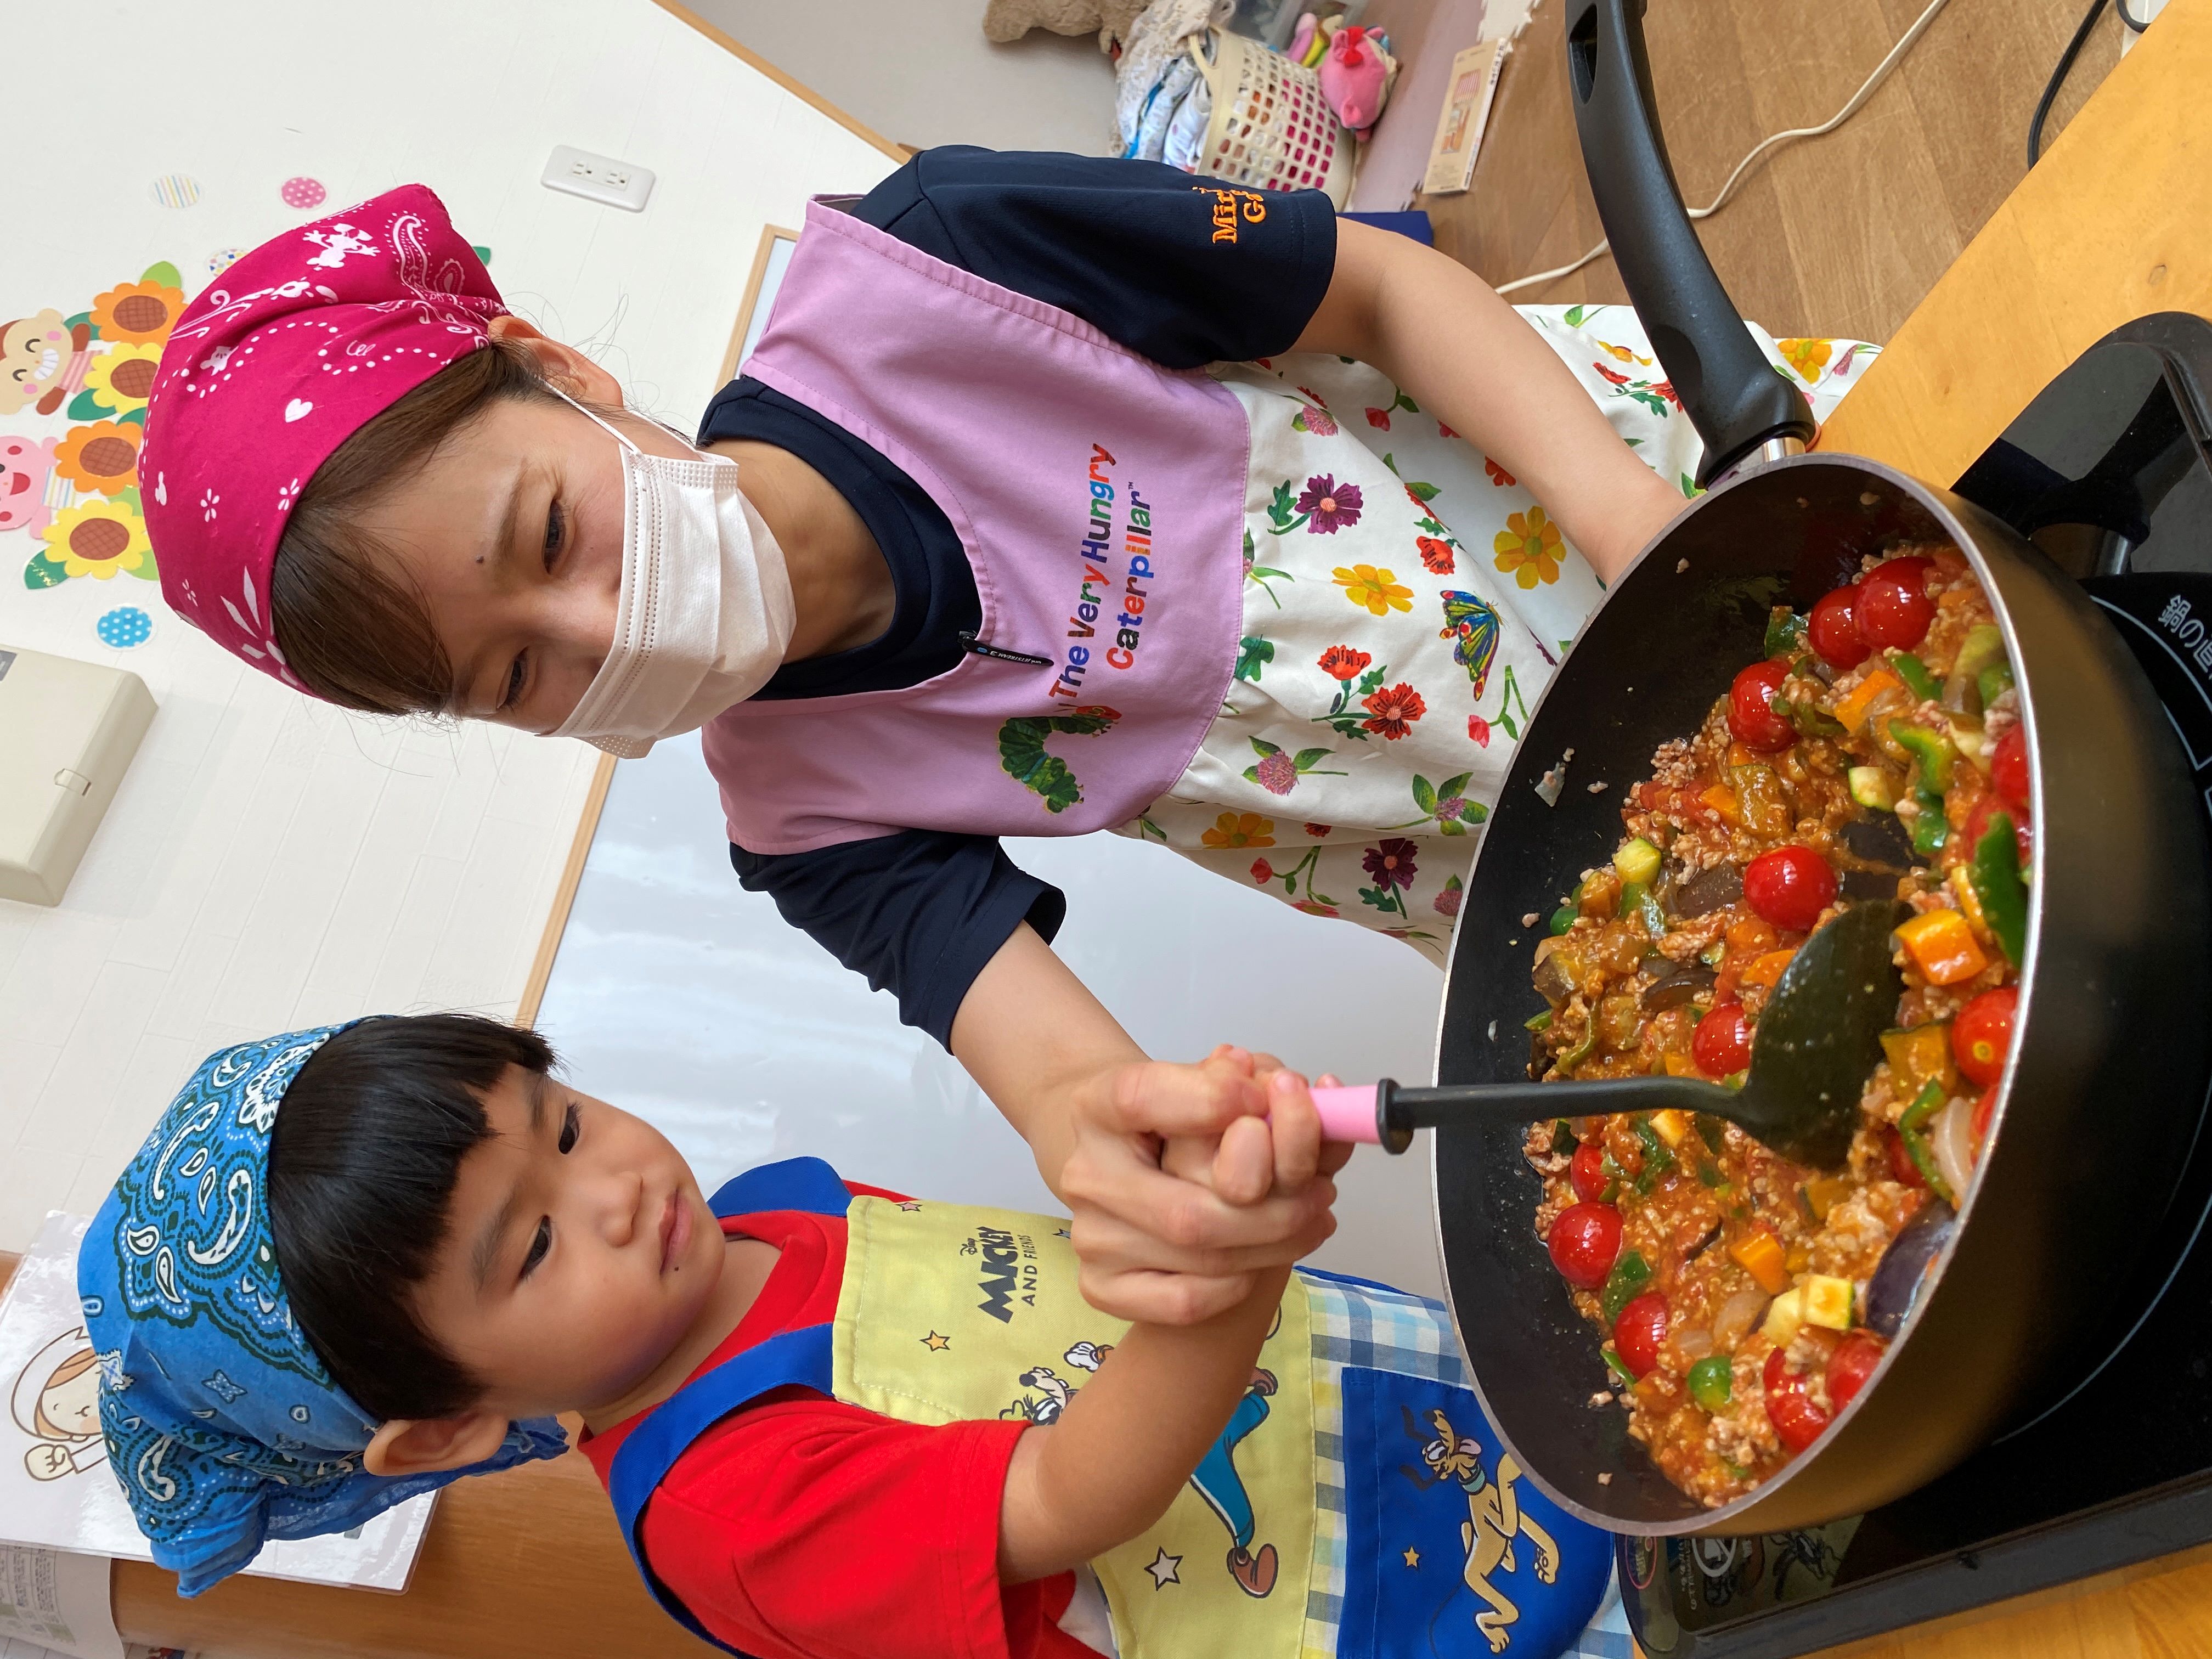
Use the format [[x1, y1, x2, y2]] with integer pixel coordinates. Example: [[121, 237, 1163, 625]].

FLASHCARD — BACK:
[[1425, 0, 2128, 341]]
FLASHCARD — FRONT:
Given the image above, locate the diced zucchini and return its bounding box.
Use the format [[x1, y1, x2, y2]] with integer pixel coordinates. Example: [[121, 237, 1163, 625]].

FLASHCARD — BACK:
[[1801, 1274, 1854, 1331], [1762, 1285, 1807, 1345], [1848, 766, 1898, 811], [1613, 837, 1662, 889], [1953, 624, 2007, 686]]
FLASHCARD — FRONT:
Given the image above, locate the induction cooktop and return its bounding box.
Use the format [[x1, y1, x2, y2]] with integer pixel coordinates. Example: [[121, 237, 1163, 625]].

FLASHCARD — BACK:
[[1617, 314, 2212, 1657]]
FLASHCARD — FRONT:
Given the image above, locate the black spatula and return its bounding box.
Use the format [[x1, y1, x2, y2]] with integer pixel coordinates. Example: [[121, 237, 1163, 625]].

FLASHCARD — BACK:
[[1313, 900, 1906, 1169]]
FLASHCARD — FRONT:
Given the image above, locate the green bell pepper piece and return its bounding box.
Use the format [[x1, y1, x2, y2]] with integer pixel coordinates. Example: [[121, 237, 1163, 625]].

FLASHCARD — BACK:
[[1953, 624, 2007, 688], [1909, 788, 1950, 857], [1765, 608, 1808, 658], [1888, 721, 1957, 792], [1524, 1009, 1554, 1032], [1899, 1077, 1958, 1205], [1978, 662, 2016, 707], [1601, 1249, 1652, 1324], [1559, 1019, 1596, 1075], [1603, 1348, 1638, 1386], [1550, 905, 1578, 936], [1688, 1353, 1734, 1411], [1971, 810, 2028, 965], [1889, 651, 1941, 703], [1552, 1119, 1578, 1157], [1774, 696, 1848, 740]]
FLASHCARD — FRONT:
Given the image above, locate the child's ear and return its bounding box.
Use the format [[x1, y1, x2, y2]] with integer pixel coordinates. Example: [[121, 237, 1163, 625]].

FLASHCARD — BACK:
[[362, 1410, 513, 1480]]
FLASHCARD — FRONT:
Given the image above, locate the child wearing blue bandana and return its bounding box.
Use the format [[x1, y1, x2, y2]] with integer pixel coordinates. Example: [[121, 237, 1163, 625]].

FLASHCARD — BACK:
[[84, 1017, 1618, 1659]]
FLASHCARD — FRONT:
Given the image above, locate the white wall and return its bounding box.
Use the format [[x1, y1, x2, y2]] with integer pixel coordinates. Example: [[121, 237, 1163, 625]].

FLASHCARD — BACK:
[[0, 0, 899, 1252], [535, 741, 1453, 1300], [689, 0, 1122, 155]]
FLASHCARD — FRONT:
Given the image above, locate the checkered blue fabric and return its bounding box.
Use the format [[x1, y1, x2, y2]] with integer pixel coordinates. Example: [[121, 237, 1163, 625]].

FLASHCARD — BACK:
[[1296, 1270, 1630, 1659]]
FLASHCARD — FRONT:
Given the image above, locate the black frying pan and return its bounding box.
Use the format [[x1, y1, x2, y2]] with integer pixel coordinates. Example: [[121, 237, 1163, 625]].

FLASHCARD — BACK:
[[1428, 0, 2212, 1533]]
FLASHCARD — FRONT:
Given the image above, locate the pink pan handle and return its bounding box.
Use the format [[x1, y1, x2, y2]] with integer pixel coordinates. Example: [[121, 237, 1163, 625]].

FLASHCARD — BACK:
[[1311, 1083, 1382, 1144]]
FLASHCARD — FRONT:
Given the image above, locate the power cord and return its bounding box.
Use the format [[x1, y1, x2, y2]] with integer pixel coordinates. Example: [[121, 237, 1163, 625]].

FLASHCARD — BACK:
[[2027, 0, 2113, 166], [1497, 0, 1955, 297]]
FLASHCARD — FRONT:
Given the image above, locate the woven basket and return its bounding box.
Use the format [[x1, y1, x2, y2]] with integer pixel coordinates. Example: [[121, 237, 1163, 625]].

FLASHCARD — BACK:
[[1188, 29, 1356, 207]]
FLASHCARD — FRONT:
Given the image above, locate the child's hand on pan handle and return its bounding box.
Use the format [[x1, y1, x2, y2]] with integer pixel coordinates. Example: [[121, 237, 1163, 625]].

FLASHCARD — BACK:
[[1160, 1050, 1355, 1203]]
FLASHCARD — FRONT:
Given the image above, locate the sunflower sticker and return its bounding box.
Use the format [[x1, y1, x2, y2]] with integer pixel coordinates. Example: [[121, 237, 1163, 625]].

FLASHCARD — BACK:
[[9, 258, 182, 588], [53, 421, 142, 497], [33, 496, 154, 584]]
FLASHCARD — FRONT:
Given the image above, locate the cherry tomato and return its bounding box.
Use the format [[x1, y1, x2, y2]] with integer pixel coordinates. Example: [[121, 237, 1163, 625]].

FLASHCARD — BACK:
[[1972, 1085, 1999, 1145], [1952, 987, 2019, 1087], [1807, 585, 1871, 668], [1547, 1201, 1623, 1290], [1886, 1125, 1926, 1188], [1826, 1331, 1886, 1413], [1763, 1346, 1833, 1452], [1615, 1292, 1670, 1378], [1742, 846, 1839, 933], [1855, 557, 1936, 650], [1692, 1002, 1752, 1077], [1570, 1141, 1610, 1203], [1963, 792, 2034, 865], [1990, 725, 2030, 810], [1727, 659, 1795, 752]]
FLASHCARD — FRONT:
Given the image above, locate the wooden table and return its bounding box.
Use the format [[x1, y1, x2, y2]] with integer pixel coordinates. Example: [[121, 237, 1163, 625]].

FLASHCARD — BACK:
[[18, 9, 2212, 1659]]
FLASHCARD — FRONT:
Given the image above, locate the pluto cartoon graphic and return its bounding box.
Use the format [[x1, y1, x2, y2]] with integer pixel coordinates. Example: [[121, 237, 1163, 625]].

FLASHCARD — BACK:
[[12, 1325, 108, 1481]]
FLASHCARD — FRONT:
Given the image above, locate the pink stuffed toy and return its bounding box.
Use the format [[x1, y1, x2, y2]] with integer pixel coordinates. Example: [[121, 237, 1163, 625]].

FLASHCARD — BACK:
[[1319, 24, 1396, 137]]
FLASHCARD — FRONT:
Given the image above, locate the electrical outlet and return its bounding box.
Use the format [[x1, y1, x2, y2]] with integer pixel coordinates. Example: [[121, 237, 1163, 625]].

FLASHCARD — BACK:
[[541, 146, 656, 213]]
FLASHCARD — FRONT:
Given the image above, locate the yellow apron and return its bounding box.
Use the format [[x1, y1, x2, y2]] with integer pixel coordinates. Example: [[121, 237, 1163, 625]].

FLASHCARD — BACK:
[[835, 1193, 1315, 1657]]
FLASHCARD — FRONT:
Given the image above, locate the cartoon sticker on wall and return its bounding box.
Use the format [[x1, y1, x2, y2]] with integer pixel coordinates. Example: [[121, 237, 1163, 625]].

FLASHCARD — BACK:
[[11, 1325, 109, 1482], [7, 262, 183, 589]]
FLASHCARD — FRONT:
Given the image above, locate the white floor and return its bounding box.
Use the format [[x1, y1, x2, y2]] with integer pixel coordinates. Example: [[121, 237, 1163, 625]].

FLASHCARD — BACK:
[[533, 735, 1453, 1299]]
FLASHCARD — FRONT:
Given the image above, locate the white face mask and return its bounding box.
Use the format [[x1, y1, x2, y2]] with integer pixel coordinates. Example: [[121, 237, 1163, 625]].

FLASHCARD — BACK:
[[546, 393, 795, 758]]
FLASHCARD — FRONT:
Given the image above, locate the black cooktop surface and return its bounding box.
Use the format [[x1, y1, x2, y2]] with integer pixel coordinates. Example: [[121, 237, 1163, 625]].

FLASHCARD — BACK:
[[1621, 315, 2212, 1657]]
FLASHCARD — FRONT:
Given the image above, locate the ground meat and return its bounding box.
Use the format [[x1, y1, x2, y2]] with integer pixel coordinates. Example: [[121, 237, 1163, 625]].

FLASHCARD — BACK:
[[1527, 545, 2018, 1508]]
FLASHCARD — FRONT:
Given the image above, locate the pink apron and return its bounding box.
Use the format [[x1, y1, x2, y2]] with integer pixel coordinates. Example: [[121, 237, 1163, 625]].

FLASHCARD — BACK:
[[702, 201, 1249, 855]]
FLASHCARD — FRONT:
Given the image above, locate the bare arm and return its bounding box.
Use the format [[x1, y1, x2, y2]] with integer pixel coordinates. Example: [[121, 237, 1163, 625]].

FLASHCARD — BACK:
[[1294, 218, 1684, 585], [996, 1070, 1329, 1581], [952, 925, 1337, 1324]]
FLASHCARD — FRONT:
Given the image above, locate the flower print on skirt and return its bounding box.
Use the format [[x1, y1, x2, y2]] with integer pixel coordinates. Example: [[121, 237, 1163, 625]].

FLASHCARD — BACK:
[[1119, 304, 1876, 964]]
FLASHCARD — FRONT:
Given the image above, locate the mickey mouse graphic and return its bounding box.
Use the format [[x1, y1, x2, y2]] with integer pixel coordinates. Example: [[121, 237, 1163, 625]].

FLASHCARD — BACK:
[[12, 1325, 109, 1481]]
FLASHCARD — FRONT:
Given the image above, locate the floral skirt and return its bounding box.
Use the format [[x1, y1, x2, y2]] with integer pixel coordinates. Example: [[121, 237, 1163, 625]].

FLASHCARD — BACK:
[[1120, 304, 1875, 964]]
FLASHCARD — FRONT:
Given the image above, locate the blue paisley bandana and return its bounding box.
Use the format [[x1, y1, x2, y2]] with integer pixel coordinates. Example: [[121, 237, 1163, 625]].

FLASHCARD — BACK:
[[78, 1024, 567, 1596]]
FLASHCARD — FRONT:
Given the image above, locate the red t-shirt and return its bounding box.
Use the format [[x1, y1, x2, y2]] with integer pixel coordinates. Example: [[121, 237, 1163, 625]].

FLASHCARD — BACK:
[[579, 1204, 1102, 1659]]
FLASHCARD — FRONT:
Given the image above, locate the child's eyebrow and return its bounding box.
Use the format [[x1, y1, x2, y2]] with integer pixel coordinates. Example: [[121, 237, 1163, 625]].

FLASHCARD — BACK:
[[470, 1074, 551, 1291]]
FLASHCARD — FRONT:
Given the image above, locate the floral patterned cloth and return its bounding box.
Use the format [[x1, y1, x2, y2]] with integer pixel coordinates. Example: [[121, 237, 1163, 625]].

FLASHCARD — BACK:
[[1120, 304, 1875, 963]]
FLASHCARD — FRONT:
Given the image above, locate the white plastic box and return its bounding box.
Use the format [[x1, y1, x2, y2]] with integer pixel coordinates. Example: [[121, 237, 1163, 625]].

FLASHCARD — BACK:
[[0, 645, 156, 906]]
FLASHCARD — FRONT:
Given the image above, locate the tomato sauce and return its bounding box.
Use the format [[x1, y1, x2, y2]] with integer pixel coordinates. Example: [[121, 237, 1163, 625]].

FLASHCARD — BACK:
[[1525, 545, 2026, 1508]]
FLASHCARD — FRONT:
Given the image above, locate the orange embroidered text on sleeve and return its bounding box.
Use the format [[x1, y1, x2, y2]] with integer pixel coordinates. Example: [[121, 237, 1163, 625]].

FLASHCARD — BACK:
[[1190, 185, 1269, 245]]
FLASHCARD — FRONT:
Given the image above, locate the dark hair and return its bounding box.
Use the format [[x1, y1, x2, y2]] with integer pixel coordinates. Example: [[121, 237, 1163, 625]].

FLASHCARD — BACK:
[[267, 1013, 556, 1421], [268, 338, 558, 716]]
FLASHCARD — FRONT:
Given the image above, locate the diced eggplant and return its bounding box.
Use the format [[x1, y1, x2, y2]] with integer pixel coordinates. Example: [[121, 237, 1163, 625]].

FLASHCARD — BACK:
[[1533, 947, 1577, 1005], [1674, 863, 1745, 917], [1865, 1198, 1957, 1338], [1642, 962, 1717, 1011], [1841, 868, 1905, 900], [1838, 814, 1916, 871]]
